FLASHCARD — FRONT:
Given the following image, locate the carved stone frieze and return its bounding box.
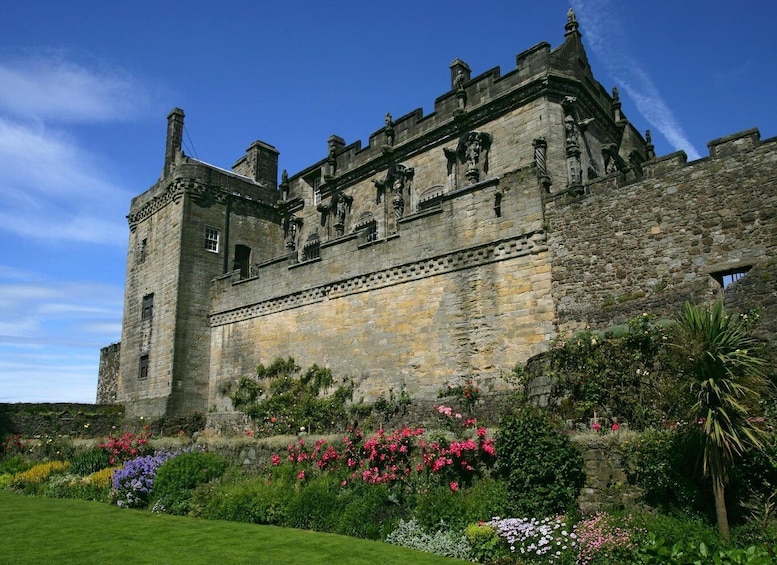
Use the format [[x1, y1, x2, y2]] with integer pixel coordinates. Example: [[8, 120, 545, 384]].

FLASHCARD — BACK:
[[127, 180, 185, 232]]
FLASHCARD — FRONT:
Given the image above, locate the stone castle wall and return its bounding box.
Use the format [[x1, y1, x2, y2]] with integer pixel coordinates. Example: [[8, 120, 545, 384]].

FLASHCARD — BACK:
[[546, 129, 777, 332], [208, 166, 555, 410]]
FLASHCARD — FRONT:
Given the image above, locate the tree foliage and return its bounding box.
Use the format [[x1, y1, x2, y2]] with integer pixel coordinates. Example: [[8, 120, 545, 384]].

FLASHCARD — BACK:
[[231, 357, 354, 435]]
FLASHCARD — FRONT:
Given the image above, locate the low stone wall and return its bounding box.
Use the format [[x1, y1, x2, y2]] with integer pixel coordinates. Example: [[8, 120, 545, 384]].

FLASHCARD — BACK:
[[573, 433, 644, 513], [0, 403, 125, 439]]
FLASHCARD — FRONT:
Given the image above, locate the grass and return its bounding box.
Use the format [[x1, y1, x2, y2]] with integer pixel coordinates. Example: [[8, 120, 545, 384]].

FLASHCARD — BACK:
[[0, 491, 463, 565]]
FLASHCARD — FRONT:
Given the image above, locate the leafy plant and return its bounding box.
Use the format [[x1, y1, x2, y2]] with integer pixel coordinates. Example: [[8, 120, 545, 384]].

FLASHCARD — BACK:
[[496, 408, 584, 517], [671, 301, 770, 540], [385, 518, 473, 560], [231, 358, 354, 435], [153, 451, 229, 515], [541, 314, 680, 430], [70, 446, 112, 476]]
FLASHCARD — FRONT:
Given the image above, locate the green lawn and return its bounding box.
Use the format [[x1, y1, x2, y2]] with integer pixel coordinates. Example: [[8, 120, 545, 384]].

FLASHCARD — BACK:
[[0, 491, 464, 564]]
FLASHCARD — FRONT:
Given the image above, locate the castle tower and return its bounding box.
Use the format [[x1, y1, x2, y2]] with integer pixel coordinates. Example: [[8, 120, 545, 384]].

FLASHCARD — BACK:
[[116, 110, 282, 418]]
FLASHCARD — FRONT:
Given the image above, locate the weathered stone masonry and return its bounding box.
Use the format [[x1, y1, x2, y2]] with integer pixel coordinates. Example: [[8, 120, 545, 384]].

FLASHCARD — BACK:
[[99, 10, 777, 422]]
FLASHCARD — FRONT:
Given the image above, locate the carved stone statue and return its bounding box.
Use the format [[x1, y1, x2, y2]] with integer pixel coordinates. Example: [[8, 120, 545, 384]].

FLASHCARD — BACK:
[[385, 113, 395, 146], [330, 191, 353, 237], [284, 215, 301, 251], [457, 131, 492, 183]]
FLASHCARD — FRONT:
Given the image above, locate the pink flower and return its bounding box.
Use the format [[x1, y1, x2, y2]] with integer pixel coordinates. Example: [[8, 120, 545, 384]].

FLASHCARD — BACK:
[[271, 454, 281, 466], [297, 470, 305, 480], [450, 481, 459, 492], [591, 422, 601, 431], [611, 423, 620, 431]]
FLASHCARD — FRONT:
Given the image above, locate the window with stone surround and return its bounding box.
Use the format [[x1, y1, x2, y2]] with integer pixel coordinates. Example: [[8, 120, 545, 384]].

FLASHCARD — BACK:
[[205, 227, 220, 252], [712, 266, 751, 289], [312, 176, 322, 206], [139, 354, 149, 380], [141, 293, 154, 321]]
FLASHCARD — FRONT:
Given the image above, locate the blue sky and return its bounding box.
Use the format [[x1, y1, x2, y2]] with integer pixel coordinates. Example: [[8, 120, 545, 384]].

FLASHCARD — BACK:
[[1, 1, 775, 403]]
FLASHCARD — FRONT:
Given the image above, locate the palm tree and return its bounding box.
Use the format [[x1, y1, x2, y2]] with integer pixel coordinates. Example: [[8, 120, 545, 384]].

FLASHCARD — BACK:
[[671, 301, 769, 540]]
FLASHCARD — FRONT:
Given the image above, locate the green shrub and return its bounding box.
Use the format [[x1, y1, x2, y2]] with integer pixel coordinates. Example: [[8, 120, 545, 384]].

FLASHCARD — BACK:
[[231, 358, 354, 435], [154, 451, 229, 515], [385, 519, 473, 561], [0, 455, 34, 475], [464, 522, 506, 563], [622, 429, 710, 514], [496, 408, 584, 517], [461, 477, 510, 523], [193, 475, 292, 525], [284, 473, 345, 532], [628, 510, 720, 554], [413, 485, 470, 532], [335, 483, 405, 539], [70, 447, 112, 476]]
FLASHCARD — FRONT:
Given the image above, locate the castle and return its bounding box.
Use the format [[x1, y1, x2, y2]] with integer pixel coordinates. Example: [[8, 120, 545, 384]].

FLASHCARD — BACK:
[[97, 9, 777, 421]]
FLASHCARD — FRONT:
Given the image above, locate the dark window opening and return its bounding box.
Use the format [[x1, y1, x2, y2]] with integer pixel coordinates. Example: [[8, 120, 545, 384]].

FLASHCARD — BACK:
[[139, 354, 149, 380], [712, 266, 751, 289], [139, 238, 147, 264], [234, 244, 251, 279], [141, 293, 154, 321], [366, 220, 378, 242]]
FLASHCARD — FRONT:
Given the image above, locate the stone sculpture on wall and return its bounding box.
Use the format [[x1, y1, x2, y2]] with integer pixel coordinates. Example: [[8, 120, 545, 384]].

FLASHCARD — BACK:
[[284, 214, 302, 251], [374, 162, 415, 232], [457, 131, 492, 184], [330, 191, 353, 237], [562, 96, 584, 195]]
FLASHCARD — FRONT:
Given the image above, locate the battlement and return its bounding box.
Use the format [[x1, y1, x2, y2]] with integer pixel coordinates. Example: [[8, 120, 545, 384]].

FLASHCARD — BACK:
[[282, 14, 617, 191]]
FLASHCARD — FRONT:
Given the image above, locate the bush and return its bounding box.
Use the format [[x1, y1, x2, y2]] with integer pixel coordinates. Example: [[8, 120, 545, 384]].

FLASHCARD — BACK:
[[193, 475, 292, 525], [464, 522, 507, 563], [496, 409, 584, 517], [385, 519, 473, 560], [70, 446, 112, 476], [622, 429, 710, 514], [413, 485, 470, 532], [335, 483, 405, 539], [10, 460, 70, 494], [0, 455, 33, 475], [153, 451, 229, 515], [113, 450, 178, 508], [284, 473, 345, 532]]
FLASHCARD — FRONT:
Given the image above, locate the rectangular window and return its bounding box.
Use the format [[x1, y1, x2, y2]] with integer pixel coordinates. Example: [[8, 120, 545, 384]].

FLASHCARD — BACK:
[[312, 176, 322, 206], [141, 293, 154, 321], [205, 227, 220, 252], [139, 354, 149, 380]]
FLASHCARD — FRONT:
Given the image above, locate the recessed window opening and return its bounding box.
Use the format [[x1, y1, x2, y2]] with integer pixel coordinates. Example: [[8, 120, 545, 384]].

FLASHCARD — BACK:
[[139, 354, 149, 380], [139, 238, 147, 263], [141, 293, 154, 321], [205, 227, 220, 252], [712, 266, 751, 289]]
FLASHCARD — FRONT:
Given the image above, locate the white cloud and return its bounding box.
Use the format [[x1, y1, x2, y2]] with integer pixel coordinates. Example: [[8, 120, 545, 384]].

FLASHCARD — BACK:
[[0, 52, 147, 245], [0, 53, 149, 123], [0, 268, 122, 345], [570, 0, 702, 160]]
